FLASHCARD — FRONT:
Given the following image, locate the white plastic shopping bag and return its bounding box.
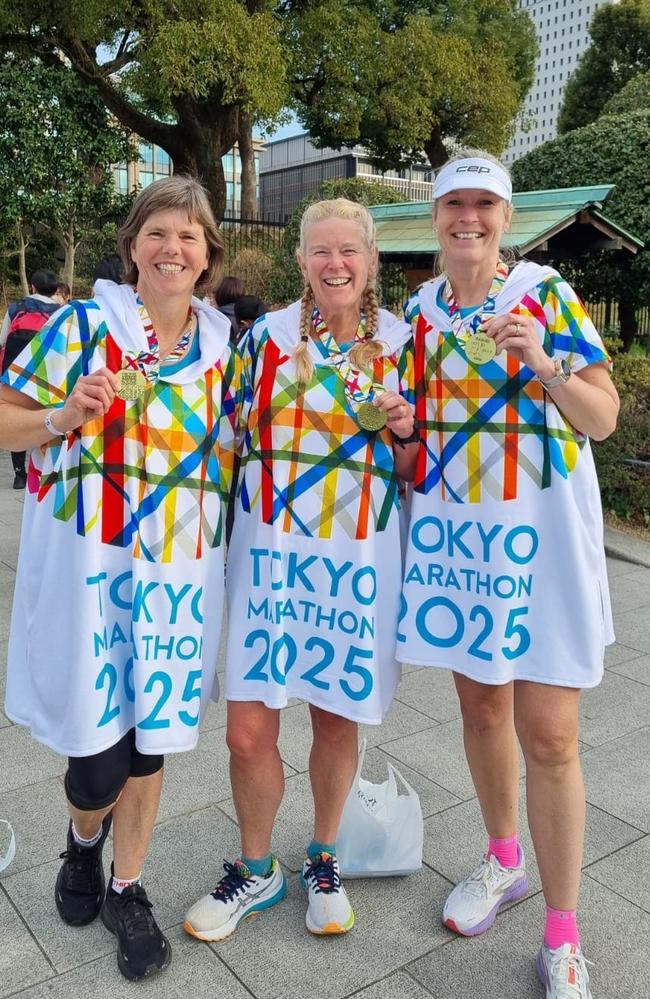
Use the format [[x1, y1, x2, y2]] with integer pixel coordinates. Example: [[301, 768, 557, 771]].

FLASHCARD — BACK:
[[337, 739, 423, 877], [0, 820, 15, 874]]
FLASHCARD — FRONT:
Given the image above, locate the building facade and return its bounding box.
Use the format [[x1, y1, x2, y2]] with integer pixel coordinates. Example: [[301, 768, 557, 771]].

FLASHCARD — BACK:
[[503, 0, 615, 164], [259, 133, 434, 222], [113, 139, 264, 216]]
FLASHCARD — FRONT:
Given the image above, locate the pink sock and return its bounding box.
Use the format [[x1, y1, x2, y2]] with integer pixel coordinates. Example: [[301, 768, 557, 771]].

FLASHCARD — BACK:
[[544, 905, 580, 949], [487, 834, 519, 869]]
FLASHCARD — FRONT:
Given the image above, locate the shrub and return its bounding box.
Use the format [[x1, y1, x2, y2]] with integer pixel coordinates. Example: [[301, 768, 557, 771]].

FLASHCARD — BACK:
[[229, 247, 274, 301], [592, 353, 650, 524]]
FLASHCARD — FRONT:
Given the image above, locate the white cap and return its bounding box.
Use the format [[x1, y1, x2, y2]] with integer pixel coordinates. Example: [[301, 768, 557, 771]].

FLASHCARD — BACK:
[[433, 157, 512, 202]]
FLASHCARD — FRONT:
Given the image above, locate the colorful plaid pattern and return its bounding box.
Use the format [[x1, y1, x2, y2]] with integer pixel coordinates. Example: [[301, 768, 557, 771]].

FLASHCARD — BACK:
[[406, 275, 609, 503], [3, 301, 241, 562], [239, 323, 413, 540]]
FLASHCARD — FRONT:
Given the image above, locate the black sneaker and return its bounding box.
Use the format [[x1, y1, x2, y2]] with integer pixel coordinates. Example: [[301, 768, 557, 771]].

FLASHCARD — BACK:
[[12, 470, 26, 490], [55, 814, 112, 926], [102, 876, 171, 981]]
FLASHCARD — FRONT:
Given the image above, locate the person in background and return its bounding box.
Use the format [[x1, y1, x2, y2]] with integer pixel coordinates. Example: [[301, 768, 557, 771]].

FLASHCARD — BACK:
[[54, 282, 71, 305], [234, 295, 267, 342], [93, 254, 124, 285], [0, 269, 60, 489], [212, 275, 244, 342], [0, 177, 240, 982], [397, 150, 619, 999]]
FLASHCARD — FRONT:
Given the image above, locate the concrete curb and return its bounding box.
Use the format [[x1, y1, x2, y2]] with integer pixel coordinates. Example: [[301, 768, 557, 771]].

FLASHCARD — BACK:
[[604, 525, 650, 568]]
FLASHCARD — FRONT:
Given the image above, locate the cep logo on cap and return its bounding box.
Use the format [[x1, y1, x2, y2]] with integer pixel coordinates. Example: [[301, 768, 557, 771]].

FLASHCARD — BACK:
[[456, 165, 491, 174]]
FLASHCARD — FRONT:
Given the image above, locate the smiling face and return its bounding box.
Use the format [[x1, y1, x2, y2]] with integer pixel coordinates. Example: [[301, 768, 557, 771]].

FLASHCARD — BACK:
[[434, 189, 511, 270], [129, 208, 209, 305], [297, 217, 378, 320]]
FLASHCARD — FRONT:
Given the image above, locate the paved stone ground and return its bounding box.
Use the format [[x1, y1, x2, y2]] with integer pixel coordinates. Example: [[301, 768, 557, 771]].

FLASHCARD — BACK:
[[1, 447, 649, 999]]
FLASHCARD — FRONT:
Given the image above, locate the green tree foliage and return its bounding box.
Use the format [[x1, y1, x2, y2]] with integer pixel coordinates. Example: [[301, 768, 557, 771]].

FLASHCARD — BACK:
[[512, 110, 650, 348], [267, 178, 407, 304], [0, 0, 289, 217], [602, 69, 650, 116], [557, 0, 650, 135], [0, 55, 131, 288], [285, 0, 537, 169]]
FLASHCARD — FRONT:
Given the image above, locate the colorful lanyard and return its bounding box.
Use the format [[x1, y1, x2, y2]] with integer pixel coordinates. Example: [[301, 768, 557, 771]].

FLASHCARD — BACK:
[[443, 260, 509, 343], [311, 307, 382, 404], [121, 291, 194, 382]]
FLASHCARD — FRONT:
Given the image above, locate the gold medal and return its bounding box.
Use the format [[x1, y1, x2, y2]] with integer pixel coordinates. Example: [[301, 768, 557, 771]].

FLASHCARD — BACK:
[[357, 400, 387, 432], [465, 329, 496, 365], [116, 368, 148, 401]]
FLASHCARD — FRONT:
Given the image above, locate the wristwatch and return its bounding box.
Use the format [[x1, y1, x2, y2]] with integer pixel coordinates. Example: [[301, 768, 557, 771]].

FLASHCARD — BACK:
[[44, 409, 66, 438], [540, 358, 571, 389], [391, 426, 420, 448]]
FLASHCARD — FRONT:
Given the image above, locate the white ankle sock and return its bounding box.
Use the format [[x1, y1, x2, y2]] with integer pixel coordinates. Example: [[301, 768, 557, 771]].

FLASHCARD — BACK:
[[71, 821, 102, 848], [111, 873, 142, 894]]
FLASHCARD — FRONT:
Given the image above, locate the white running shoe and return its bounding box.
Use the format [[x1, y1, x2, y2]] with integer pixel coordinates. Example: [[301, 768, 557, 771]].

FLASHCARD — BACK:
[[183, 858, 286, 941], [442, 846, 529, 936], [301, 852, 354, 935], [536, 942, 593, 998]]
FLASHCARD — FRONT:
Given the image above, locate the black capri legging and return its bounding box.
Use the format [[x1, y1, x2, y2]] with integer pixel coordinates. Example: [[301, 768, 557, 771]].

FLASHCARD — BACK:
[[65, 729, 164, 811]]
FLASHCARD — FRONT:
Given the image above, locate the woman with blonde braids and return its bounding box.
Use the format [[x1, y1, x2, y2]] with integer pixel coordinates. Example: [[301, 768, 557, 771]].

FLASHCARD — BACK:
[[185, 198, 418, 942]]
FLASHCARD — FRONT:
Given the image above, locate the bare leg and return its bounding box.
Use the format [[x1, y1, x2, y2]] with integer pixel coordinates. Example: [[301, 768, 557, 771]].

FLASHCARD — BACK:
[[454, 673, 519, 838], [309, 705, 358, 844], [515, 681, 584, 910], [67, 802, 114, 839], [227, 701, 283, 858], [109, 770, 164, 880]]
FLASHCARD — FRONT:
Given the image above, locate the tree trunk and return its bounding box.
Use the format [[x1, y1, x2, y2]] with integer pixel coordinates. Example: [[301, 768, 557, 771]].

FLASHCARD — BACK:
[[62, 220, 76, 291], [238, 108, 258, 219], [16, 224, 28, 296], [618, 297, 637, 351], [423, 129, 449, 170], [168, 97, 239, 220]]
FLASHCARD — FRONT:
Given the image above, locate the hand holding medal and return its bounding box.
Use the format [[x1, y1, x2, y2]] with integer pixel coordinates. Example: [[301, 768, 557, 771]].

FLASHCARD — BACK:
[[482, 312, 552, 377], [374, 390, 416, 438], [55, 366, 119, 431]]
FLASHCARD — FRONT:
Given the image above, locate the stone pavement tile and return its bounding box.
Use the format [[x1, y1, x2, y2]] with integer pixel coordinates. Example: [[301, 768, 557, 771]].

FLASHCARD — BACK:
[[604, 641, 645, 669], [2, 858, 114, 974], [579, 670, 650, 746], [11, 925, 254, 999], [394, 668, 461, 724], [0, 888, 54, 998], [212, 866, 450, 999], [421, 782, 640, 895], [409, 875, 650, 999], [200, 694, 227, 732], [606, 557, 639, 579], [1, 807, 241, 976], [609, 654, 650, 686], [382, 721, 523, 801], [582, 727, 650, 831], [360, 698, 441, 750], [611, 605, 650, 654], [586, 833, 650, 915], [607, 567, 650, 614], [0, 778, 71, 877], [346, 970, 435, 999], [0, 724, 65, 796]]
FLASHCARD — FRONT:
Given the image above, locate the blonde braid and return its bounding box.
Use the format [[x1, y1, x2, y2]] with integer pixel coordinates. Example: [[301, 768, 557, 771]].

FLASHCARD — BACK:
[[348, 283, 385, 372], [293, 283, 315, 384]]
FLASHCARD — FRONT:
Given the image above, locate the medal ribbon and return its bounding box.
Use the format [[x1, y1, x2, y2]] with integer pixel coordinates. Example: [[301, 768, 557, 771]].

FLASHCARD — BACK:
[[310, 307, 383, 406], [444, 260, 509, 344], [121, 291, 194, 382]]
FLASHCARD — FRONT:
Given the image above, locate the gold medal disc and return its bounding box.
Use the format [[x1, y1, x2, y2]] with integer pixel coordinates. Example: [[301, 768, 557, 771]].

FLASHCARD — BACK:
[[116, 368, 148, 401], [465, 330, 497, 365], [357, 400, 387, 432]]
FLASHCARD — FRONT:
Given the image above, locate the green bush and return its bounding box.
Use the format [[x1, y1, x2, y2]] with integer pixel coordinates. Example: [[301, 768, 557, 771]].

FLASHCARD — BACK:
[[592, 353, 650, 524]]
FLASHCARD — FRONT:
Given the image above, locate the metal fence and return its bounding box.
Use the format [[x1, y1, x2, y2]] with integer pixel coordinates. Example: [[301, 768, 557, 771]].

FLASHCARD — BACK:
[[220, 215, 286, 271]]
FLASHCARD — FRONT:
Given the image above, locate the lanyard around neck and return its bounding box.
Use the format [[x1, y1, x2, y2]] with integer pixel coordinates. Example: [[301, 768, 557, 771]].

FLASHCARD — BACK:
[[444, 260, 509, 342], [310, 306, 383, 404], [122, 291, 194, 382]]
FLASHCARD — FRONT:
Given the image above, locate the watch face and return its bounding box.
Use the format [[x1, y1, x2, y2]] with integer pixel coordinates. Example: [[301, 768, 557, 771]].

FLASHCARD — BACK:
[[559, 358, 571, 380]]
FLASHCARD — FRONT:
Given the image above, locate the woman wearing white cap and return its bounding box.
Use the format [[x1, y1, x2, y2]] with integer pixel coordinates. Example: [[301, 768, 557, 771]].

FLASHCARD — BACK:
[[397, 150, 618, 998]]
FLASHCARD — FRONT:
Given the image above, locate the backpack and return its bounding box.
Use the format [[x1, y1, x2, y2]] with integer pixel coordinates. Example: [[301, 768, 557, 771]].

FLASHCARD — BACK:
[[8, 296, 59, 337]]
